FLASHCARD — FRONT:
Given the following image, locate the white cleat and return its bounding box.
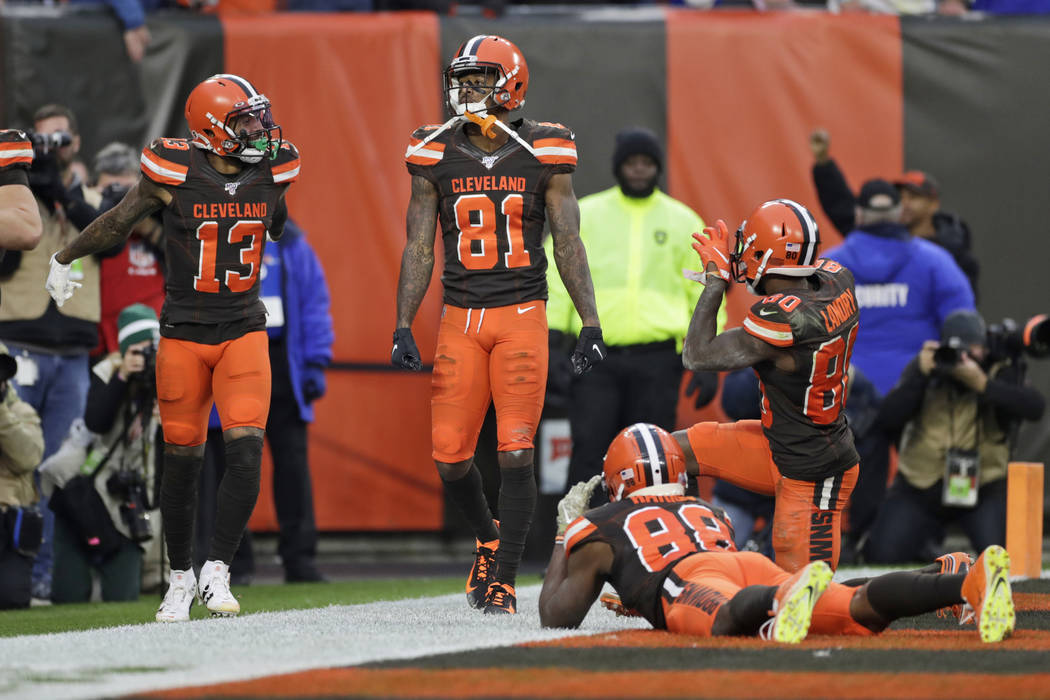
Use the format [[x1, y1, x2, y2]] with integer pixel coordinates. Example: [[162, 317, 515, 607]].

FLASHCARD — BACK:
[[198, 559, 240, 617], [156, 569, 197, 622]]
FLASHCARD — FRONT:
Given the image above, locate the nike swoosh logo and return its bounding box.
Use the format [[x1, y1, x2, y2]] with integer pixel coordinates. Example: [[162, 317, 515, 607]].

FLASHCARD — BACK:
[[759, 309, 776, 316], [592, 344, 604, 359], [517, 306, 536, 315]]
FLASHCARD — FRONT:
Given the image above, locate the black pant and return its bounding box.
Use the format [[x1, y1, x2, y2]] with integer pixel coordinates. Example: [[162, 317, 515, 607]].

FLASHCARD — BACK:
[[196, 337, 318, 576], [0, 546, 32, 609], [864, 475, 1007, 564], [567, 342, 682, 489]]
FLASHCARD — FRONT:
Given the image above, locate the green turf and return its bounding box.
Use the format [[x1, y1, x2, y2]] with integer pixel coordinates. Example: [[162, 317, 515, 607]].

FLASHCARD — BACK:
[[0, 575, 535, 638]]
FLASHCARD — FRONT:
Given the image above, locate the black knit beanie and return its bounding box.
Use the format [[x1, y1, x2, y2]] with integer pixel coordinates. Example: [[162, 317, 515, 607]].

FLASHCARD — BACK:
[[612, 127, 663, 176]]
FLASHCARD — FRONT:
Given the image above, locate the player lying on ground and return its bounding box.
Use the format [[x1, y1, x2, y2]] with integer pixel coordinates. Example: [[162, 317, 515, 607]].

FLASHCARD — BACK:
[[538, 423, 1016, 644]]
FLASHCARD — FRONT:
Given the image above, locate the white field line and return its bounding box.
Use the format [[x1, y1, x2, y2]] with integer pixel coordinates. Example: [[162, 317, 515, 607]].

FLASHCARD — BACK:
[[0, 584, 649, 700]]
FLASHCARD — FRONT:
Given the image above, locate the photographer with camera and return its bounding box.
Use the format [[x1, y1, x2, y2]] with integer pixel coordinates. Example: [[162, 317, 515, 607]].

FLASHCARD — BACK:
[[0, 105, 111, 601], [42, 303, 161, 603], [91, 142, 165, 358], [0, 129, 43, 257], [864, 310, 1045, 564], [0, 341, 45, 609]]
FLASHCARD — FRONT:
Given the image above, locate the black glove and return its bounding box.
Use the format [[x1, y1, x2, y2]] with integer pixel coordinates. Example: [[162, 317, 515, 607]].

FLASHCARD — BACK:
[[391, 327, 422, 371], [571, 326, 606, 376], [684, 370, 719, 410]]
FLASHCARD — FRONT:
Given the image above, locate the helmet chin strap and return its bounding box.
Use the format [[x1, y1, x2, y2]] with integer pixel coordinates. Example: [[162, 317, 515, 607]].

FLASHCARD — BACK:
[[405, 111, 537, 162], [746, 249, 774, 295]]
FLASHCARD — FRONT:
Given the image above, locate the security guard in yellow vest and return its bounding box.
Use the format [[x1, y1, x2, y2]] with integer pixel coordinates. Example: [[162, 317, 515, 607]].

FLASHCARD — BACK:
[[546, 127, 726, 492]]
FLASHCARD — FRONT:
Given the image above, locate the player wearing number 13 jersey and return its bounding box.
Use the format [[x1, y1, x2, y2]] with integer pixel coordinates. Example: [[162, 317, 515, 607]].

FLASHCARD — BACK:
[[676, 199, 860, 574], [49, 74, 297, 621], [393, 36, 603, 615]]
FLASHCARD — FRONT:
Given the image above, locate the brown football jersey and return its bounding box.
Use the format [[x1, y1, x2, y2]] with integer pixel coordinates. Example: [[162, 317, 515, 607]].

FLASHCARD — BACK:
[[405, 118, 576, 309], [140, 138, 299, 343], [742, 259, 861, 480], [564, 494, 735, 629]]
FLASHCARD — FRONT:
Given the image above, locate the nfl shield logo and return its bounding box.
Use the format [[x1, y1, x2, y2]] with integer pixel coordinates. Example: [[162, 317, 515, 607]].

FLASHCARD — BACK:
[[224, 182, 240, 197], [481, 155, 498, 170]]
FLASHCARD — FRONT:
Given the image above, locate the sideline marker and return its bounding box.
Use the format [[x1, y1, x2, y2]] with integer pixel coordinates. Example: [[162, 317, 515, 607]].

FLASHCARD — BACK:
[[1006, 462, 1044, 578]]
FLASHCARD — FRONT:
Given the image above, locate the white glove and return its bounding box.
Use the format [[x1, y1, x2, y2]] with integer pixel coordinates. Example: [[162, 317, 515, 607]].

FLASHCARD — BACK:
[[46, 253, 81, 307], [556, 474, 603, 536]]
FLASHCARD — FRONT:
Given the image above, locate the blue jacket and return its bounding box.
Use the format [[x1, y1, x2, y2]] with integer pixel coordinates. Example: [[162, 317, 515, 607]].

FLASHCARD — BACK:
[[276, 221, 334, 422], [209, 220, 333, 429], [824, 222, 975, 395]]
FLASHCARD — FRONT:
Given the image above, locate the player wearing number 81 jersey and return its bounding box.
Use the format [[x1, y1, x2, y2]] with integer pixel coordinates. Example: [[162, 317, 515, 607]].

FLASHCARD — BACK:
[[674, 199, 860, 574], [47, 74, 298, 621], [393, 35, 603, 615]]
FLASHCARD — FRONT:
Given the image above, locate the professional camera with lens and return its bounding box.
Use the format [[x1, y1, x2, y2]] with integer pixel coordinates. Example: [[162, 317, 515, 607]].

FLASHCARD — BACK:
[[28, 130, 72, 156], [105, 469, 153, 543], [933, 339, 963, 368], [987, 314, 1050, 363]]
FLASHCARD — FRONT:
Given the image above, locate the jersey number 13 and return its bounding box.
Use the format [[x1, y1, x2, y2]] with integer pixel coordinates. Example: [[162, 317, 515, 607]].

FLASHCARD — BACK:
[[194, 220, 265, 293]]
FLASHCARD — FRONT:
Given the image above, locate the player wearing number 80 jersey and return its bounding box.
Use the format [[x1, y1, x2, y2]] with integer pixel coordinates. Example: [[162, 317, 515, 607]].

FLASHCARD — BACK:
[[48, 74, 297, 621], [394, 35, 603, 615], [675, 199, 860, 574]]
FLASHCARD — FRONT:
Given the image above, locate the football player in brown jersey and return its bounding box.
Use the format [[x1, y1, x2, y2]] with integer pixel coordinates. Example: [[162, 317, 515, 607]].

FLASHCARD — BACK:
[[0, 129, 42, 254], [393, 35, 604, 615], [45, 74, 299, 622], [540, 423, 1015, 644], [673, 199, 861, 574]]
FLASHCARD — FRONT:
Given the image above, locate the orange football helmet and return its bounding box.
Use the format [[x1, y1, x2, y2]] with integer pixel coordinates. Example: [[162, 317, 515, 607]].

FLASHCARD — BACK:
[[602, 423, 687, 502], [184, 74, 281, 164], [444, 35, 529, 117], [733, 198, 821, 294]]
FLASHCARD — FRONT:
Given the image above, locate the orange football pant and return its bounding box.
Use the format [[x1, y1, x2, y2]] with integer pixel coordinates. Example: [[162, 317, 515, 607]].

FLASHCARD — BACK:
[[431, 302, 548, 463], [660, 551, 873, 637], [684, 420, 858, 572], [156, 331, 271, 446]]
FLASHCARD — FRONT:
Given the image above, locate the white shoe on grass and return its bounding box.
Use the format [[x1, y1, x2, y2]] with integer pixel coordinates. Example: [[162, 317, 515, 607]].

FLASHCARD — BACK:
[[156, 569, 196, 622], [198, 560, 240, 617]]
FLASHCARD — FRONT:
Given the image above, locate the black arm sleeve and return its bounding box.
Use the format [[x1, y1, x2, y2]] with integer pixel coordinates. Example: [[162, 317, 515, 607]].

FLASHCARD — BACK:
[[811, 159, 856, 236], [0, 169, 29, 187], [270, 195, 288, 241], [983, 364, 1046, 424], [84, 371, 128, 435], [875, 358, 930, 434]]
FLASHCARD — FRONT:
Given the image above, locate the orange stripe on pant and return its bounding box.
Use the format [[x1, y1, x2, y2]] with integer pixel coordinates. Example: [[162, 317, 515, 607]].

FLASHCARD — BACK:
[[661, 551, 873, 637], [156, 331, 271, 446], [431, 302, 548, 463], [684, 420, 858, 572]]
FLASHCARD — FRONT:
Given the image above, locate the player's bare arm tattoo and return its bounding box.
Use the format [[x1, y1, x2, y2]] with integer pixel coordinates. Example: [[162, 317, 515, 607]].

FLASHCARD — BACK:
[[56, 178, 167, 264], [547, 174, 599, 327], [396, 176, 439, 328], [683, 280, 780, 371]]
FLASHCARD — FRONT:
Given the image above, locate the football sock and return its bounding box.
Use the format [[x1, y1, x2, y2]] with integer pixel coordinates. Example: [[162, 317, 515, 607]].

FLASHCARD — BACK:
[[866, 572, 967, 620], [725, 585, 778, 635], [494, 464, 536, 587], [160, 451, 204, 571], [209, 435, 263, 564], [442, 465, 499, 543]]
